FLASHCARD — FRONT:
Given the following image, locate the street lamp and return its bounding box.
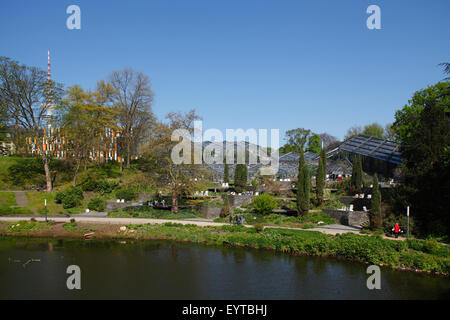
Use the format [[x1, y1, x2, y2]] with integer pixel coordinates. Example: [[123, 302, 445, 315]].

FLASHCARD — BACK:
[[406, 206, 410, 240]]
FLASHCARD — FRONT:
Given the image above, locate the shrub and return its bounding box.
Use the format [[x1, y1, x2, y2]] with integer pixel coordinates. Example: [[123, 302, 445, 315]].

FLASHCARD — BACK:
[[88, 197, 105, 212], [81, 177, 118, 194], [115, 188, 136, 201], [62, 193, 80, 209], [253, 194, 277, 215], [254, 223, 264, 233], [55, 186, 84, 209], [220, 197, 231, 217], [7, 158, 45, 187], [81, 177, 98, 191]]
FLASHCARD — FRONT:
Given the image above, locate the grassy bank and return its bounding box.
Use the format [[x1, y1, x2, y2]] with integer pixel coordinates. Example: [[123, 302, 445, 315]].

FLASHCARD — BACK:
[[108, 206, 201, 219], [0, 219, 449, 275], [214, 211, 336, 229]]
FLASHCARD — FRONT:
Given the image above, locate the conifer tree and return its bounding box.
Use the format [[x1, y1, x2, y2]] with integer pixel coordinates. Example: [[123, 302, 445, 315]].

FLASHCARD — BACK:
[[296, 148, 310, 216], [234, 164, 247, 193], [370, 174, 382, 230], [316, 148, 326, 205], [224, 163, 229, 183]]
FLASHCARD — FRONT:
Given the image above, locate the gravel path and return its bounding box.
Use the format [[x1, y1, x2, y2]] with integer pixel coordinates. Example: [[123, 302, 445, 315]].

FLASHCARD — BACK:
[[13, 191, 28, 207], [0, 216, 404, 240]]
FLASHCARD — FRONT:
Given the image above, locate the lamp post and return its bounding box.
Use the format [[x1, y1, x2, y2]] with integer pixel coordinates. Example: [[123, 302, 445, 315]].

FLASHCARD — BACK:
[[406, 206, 410, 240], [45, 199, 48, 223]]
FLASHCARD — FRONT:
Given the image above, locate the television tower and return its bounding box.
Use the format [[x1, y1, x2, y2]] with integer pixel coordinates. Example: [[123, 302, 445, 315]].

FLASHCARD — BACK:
[[47, 49, 51, 81], [45, 49, 55, 119]]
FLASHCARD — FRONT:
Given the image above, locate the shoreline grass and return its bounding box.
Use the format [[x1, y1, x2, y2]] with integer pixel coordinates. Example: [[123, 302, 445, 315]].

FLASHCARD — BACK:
[[0, 220, 448, 276]]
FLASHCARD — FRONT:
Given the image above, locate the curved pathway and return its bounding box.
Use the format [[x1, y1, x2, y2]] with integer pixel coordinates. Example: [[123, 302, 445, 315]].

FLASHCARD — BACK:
[[0, 216, 401, 239]]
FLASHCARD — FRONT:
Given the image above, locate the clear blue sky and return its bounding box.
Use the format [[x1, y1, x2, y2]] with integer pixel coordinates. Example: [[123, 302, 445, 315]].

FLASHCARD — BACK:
[[1, 0, 449, 141]]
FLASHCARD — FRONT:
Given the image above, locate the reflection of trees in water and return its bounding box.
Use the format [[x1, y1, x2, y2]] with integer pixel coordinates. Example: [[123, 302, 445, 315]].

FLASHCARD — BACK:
[[171, 245, 178, 263], [232, 249, 246, 264]]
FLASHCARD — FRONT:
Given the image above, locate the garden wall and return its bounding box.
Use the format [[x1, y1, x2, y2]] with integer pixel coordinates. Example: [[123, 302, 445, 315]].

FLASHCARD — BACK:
[[323, 209, 369, 227], [199, 206, 222, 219]]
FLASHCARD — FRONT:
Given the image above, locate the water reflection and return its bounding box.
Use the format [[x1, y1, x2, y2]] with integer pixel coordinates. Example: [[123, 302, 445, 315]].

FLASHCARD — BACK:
[[0, 237, 448, 300]]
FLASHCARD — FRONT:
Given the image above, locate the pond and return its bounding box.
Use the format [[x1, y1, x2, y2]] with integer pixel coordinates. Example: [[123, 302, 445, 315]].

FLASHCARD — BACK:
[[0, 237, 448, 299]]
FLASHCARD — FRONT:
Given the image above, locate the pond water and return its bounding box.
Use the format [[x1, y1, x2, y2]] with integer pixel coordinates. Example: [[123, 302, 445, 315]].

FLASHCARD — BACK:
[[0, 237, 448, 299]]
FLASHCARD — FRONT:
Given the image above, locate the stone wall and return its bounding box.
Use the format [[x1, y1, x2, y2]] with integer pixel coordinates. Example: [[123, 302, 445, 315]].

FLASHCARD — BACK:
[[323, 209, 369, 227], [224, 194, 254, 209], [199, 206, 222, 219]]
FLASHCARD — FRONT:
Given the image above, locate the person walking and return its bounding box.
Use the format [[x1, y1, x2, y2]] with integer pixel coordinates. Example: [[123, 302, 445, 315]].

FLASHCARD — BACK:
[[392, 223, 401, 238], [229, 215, 233, 225], [235, 215, 239, 225]]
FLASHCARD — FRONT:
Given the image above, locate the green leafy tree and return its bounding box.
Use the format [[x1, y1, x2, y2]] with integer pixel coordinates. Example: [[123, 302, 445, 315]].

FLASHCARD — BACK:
[[362, 123, 385, 139], [296, 148, 310, 216], [395, 82, 449, 235], [370, 174, 382, 230], [59, 84, 118, 185], [307, 133, 322, 154], [280, 128, 311, 154]]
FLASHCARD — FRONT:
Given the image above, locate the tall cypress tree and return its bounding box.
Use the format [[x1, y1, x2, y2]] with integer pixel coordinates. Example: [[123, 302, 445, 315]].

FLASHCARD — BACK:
[[351, 155, 363, 193], [316, 148, 326, 205], [224, 163, 229, 183], [370, 174, 382, 230], [234, 164, 247, 193], [297, 148, 310, 216]]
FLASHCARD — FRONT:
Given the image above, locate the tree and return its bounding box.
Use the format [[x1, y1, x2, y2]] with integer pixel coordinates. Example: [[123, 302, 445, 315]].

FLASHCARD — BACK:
[[253, 194, 277, 215], [319, 133, 338, 148], [395, 82, 449, 235], [370, 174, 382, 230], [345, 126, 362, 140], [280, 128, 311, 154], [316, 148, 326, 205], [141, 109, 207, 213], [350, 155, 363, 193], [384, 123, 396, 141], [438, 62, 450, 81], [109, 68, 155, 170], [393, 82, 448, 146], [223, 163, 229, 183], [306, 133, 321, 154], [0, 57, 63, 192], [362, 123, 385, 139], [234, 164, 247, 193], [59, 83, 118, 185], [296, 148, 310, 216]]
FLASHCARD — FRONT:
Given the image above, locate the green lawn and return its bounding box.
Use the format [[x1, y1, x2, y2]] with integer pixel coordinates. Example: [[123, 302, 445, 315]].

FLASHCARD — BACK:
[[109, 207, 202, 220], [0, 191, 33, 215], [0, 156, 23, 189], [214, 211, 336, 229]]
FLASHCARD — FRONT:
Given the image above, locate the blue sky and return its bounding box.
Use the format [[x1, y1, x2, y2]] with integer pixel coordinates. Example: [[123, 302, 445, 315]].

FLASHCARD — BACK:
[[1, 0, 449, 141]]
